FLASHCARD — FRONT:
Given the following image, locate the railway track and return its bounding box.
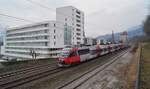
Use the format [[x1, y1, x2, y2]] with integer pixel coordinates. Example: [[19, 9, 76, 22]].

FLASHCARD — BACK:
[[0, 67, 63, 89], [0, 49, 128, 89], [58, 49, 129, 89], [0, 60, 57, 79], [0, 61, 59, 89]]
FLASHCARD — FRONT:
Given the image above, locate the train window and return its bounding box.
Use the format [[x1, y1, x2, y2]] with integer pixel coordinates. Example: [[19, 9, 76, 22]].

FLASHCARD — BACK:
[[104, 48, 107, 52], [78, 49, 89, 55], [90, 50, 97, 55], [102, 48, 105, 52], [69, 52, 77, 57]]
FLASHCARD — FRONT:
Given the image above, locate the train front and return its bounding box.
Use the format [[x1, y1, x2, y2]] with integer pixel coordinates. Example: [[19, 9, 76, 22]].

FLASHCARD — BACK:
[[58, 48, 71, 67]]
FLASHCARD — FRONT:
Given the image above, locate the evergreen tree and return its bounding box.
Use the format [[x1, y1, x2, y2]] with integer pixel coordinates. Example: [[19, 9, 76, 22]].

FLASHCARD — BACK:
[[144, 15, 150, 36]]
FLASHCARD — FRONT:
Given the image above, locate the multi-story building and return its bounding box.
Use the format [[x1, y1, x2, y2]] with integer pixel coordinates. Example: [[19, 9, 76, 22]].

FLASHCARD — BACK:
[[120, 31, 128, 44], [120, 31, 128, 47], [56, 6, 85, 46], [84, 37, 97, 45], [2, 6, 85, 60], [3, 21, 64, 60]]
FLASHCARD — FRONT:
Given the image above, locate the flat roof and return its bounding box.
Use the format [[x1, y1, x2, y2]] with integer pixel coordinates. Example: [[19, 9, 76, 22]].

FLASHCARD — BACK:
[[7, 20, 56, 31]]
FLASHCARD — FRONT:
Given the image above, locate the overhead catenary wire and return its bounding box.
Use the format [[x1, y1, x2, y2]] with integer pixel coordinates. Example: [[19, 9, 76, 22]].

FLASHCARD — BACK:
[[0, 0, 85, 34], [0, 0, 100, 31], [25, 0, 88, 37], [0, 0, 82, 30], [0, 12, 65, 30], [25, 0, 100, 28], [0, 13, 72, 31], [0, 13, 36, 23], [25, 0, 73, 19]]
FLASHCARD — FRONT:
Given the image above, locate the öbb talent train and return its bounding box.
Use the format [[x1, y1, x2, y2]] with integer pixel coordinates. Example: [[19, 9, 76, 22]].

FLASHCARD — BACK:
[[58, 43, 126, 67]]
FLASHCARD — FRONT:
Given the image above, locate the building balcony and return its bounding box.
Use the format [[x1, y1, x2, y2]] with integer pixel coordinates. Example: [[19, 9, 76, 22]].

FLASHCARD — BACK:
[[6, 27, 49, 35], [6, 39, 49, 43], [6, 33, 49, 39], [5, 46, 50, 49]]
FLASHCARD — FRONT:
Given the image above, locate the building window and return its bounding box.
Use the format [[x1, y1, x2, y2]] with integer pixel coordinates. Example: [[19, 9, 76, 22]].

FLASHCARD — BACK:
[[44, 24, 48, 27], [77, 42, 80, 44], [45, 42, 48, 46], [76, 24, 80, 27], [76, 15, 80, 18], [76, 19, 81, 23], [54, 35, 56, 39], [65, 18, 67, 21], [77, 37, 81, 40], [76, 10, 81, 14], [54, 29, 55, 33], [35, 37, 38, 39], [65, 23, 67, 26], [45, 36, 47, 39], [54, 42, 56, 45], [44, 30, 48, 33], [54, 24, 56, 27], [76, 28, 81, 31], [76, 33, 81, 36]]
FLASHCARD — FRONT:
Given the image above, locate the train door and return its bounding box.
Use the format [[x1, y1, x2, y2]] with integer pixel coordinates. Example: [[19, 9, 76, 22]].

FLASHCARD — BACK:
[[96, 45, 101, 57], [89, 46, 97, 59], [101, 48, 105, 55]]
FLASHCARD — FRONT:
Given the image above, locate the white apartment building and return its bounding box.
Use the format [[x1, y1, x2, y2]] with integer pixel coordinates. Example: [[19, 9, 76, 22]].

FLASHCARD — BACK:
[[3, 21, 64, 60], [56, 6, 85, 46], [2, 6, 85, 60]]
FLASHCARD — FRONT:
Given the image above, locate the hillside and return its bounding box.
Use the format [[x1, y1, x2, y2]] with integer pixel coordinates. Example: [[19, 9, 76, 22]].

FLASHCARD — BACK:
[[96, 25, 144, 42], [127, 25, 144, 38]]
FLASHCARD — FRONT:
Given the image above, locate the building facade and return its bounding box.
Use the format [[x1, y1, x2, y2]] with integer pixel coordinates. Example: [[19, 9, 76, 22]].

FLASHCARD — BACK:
[[84, 37, 97, 45], [120, 31, 128, 44], [56, 6, 85, 46], [3, 21, 64, 60], [2, 6, 85, 60]]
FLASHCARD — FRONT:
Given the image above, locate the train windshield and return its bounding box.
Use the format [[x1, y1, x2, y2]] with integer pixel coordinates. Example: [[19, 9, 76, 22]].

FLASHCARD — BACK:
[[60, 48, 70, 57]]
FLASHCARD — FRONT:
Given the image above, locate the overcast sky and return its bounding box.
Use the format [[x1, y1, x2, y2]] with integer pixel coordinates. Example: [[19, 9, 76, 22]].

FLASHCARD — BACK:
[[0, 0, 149, 37]]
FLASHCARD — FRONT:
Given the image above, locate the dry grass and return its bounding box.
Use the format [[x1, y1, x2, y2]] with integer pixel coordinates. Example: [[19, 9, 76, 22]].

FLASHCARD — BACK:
[[112, 46, 139, 89], [124, 46, 140, 89], [140, 42, 150, 89]]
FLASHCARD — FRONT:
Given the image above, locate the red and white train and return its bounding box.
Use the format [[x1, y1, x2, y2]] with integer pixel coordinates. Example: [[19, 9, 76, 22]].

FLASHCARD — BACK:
[[58, 43, 125, 67]]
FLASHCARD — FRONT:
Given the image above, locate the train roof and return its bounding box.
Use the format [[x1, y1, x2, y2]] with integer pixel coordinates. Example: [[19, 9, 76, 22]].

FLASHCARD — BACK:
[[62, 44, 122, 51]]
